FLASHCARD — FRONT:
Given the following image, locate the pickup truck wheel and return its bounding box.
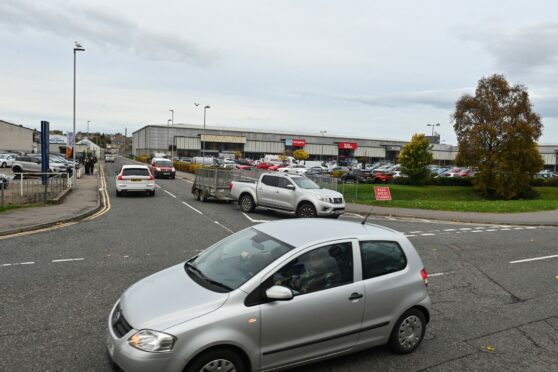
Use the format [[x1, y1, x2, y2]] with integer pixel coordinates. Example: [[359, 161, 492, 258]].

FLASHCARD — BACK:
[[297, 203, 317, 218], [239, 194, 255, 213]]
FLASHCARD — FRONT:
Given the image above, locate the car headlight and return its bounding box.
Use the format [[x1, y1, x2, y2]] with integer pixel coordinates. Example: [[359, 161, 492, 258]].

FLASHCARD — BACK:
[[156, 167, 161, 171], [171, 167, 175, 172], [317, 196, 332, 203], [128, 329, 176, 352]]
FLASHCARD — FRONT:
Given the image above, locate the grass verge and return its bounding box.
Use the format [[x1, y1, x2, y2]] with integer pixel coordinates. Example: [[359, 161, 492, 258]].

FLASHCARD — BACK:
[[0, 205, 19, 213], [339, 184, 558, 213]]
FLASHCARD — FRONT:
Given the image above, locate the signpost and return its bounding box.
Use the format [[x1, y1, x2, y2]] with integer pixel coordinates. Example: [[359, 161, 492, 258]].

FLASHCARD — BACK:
[[373, 186, 392, 201], [40, 121, 50, 203]]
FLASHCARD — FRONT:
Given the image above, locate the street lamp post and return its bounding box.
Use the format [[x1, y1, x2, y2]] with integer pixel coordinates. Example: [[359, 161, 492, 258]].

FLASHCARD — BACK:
[[202, 105, 210, 157], [320, 130, 327, 161], [73, 42, 85, 183], [426, 123, 440, 137], [169, 109, 174, 160], [167, 119, 172, 155]]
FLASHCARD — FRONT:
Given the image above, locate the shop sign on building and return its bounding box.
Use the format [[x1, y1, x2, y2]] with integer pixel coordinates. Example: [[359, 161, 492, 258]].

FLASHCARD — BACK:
[[285, 139, 306, 147], [338, 142, 358, 150]]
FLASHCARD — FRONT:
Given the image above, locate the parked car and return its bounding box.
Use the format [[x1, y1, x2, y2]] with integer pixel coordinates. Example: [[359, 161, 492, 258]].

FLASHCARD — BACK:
[[105, 154, 115, 163], [278, 164, 308, 175], [0, 154, 17, 168], [340, 169, 372, 183], [12, 155, 67, 176], [371, 171, 394, 184], [116, 165, 156, 196], [106, 219, 431, 372], [230, 173, 345, 218], [305, 166, 324, 176], [256, 162, 273, 170], [150, 158, 176, 179], [0, 173, 9, 189]]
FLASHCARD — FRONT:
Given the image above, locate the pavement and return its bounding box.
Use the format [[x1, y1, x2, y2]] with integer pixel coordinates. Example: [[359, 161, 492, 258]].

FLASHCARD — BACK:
[[0, 166, 100, 236], [1, 159, 557, 237]]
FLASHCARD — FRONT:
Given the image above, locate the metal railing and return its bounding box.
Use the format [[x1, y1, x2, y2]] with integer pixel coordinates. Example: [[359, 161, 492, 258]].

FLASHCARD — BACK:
[[0, 173, 71, 207]]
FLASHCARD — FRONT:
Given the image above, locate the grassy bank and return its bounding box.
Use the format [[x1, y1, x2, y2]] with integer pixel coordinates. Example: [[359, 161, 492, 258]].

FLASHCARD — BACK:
[[0, 205, 19, 213], [339, 184, 558, 213]]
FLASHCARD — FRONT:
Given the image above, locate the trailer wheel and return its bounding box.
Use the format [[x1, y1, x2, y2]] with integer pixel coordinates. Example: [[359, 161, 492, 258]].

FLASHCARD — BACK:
[[193, 189, 201, 201], [200, 192, 208, 202]]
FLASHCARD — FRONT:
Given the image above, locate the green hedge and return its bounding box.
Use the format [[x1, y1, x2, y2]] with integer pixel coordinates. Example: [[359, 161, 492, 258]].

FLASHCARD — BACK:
[[393, 176, 473, 186]]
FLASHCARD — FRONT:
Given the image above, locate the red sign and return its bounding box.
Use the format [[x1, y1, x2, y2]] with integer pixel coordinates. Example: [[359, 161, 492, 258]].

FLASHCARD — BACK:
[[374, 187, 392, 201], [291, 139, 306, 147], [338, 142, 358, 150]]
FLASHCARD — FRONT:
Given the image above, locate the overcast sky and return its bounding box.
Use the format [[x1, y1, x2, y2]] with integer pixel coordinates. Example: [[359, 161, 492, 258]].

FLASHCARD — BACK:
[[1, 0, 557, 144]]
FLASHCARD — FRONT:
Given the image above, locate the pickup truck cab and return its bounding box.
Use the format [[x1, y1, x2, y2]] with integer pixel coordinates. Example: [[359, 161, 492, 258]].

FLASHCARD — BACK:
[[230, 172, 345, 218]]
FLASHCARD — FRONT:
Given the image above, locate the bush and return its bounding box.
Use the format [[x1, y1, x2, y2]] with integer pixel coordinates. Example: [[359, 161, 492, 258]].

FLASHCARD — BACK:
[[136, 156, 150, 164], [530, 178, 545, 187], [431, 177, 473, 187], [331, 171, 347, 178], [544, 177, 558, 187], [173, 161, 203, 174]]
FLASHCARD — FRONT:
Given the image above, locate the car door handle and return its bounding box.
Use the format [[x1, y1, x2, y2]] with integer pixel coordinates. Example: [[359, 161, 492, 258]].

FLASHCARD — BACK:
[[348, 292, 363, 300]]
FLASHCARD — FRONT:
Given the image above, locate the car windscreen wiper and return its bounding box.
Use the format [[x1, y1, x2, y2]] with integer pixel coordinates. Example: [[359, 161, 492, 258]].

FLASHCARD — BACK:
[[185, 262, 233, 291]]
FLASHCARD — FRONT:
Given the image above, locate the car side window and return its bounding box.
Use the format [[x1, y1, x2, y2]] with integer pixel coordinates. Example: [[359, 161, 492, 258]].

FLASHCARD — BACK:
[[360, 241, 407, 280], [277, 178, 293, 189], [261, 175, 278, 187], [271, 243, 353, 295]]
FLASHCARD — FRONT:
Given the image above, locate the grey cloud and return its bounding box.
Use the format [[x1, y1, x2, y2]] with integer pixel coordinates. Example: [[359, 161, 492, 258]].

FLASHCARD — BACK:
[[0, 0, 216, 66], [326, 89, 470, 110], [457, 23, 558, 75]]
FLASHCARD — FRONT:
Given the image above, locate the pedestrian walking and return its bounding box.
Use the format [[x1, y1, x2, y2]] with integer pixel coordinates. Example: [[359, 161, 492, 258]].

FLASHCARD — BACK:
[[84, 157, 91, 176]]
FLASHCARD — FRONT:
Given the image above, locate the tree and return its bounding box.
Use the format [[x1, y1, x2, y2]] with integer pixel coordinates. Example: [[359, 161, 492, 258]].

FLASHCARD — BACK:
[[398, 133, 433, 184], [292, 149, 309, 161], [453, 74, 544, 199]]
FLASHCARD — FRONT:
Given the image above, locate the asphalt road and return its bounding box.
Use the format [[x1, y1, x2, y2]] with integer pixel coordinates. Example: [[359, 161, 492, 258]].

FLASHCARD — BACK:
[[1, 156, 557, 371]]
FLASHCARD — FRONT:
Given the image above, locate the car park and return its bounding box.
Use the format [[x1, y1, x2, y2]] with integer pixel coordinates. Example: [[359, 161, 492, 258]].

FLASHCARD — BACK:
[[116, 165, 156, 196], [150, 158, 176, 179], [107, 219, 431, 372]]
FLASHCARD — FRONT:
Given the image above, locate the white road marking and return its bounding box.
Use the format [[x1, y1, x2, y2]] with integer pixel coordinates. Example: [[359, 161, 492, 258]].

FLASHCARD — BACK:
[[472, 230, 484, 233], [242, 212, 270, 223], [500, 228, 511, 231], [525, 227, 536, 229], [214, 221, 234, 233], [404, 234, 417, 237], [429, 272, 447, 277], [509, 254, 558, 264], [20, 262, 35, 265], [155, 184, 161, 189], [410, 231, 423, 234], [514, 227, 524, 230], [444, 229, 456, 231], [1, 263, 12, 267], [182, 201, 203, 214], [51, 258, 84, 263], [486, 229, 497, 232], [123, 255, 129, 258], [421, 233, 436, 236], [164, 190, 177, 198], [460, 228, 472, 231], [474, 227, 486, 229]]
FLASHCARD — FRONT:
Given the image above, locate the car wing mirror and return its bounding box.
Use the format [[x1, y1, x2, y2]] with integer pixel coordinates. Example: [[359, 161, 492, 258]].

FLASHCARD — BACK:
[[265, 285, 293, 301], [286, 184, 295, 190]]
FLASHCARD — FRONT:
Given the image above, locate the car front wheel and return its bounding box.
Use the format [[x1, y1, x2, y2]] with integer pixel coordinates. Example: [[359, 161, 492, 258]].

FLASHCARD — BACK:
[[185, 348, 246, 372], [388, 308, 426, 354], [296, 202, 317, 218]]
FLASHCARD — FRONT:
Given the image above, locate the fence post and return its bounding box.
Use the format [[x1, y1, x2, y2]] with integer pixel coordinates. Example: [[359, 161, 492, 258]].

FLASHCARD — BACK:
[[1, 183, 4, 207], [20, 174, 23, 197]]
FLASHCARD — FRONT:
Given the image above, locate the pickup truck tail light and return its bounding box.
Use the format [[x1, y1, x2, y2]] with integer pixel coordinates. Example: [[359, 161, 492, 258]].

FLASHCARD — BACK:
[[229, 182, 233, 191]]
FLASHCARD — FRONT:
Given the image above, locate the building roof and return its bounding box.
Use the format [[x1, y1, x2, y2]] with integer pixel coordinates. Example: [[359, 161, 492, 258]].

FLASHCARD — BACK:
[[0, 120, 35, 132]]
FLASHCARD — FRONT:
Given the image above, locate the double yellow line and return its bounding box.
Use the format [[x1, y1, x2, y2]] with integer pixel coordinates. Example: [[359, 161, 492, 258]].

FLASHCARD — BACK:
[[0, 164, 111, 240]]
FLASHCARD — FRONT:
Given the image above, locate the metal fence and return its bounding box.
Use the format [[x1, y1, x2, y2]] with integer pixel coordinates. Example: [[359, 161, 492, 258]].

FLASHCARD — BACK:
[[0, 173, 71, 206]]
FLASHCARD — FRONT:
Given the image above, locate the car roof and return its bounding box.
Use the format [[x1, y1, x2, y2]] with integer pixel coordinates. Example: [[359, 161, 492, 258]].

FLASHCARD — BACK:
[[253, 219, 402, 247], [152, 158, 170, 161], [121, 165, 149, 169]]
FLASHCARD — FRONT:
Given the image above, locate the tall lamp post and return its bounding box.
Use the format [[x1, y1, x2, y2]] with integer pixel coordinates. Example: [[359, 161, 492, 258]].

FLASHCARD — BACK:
[[202, 105, 210, 157], [320, 130, 327, 161], [426, 123, 440, 137], [167, 119, 172, 155], [169, 109, 174, 160], [73, 42, 85, 182]]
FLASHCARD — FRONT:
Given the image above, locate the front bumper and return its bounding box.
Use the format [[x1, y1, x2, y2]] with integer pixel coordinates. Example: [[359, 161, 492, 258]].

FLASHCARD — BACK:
[[106, 302, 171, 372], [316, 201, 345, 216]]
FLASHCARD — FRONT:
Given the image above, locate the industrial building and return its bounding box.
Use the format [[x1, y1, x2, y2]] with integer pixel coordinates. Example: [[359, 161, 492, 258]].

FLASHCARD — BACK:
[[0, 120, 35, 154], [132, 124, 557, 168]]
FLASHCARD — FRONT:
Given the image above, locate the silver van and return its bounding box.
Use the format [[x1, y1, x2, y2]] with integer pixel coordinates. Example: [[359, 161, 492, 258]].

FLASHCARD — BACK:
[[107, 219, 430, 372]]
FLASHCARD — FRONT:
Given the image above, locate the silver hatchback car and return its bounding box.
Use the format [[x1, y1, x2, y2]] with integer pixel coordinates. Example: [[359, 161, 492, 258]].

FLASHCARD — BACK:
[[107, 220, 431, 372]]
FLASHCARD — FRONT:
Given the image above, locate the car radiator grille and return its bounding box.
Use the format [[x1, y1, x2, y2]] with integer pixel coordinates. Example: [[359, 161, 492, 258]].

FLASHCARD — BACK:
[[112, 304, 133, 338]]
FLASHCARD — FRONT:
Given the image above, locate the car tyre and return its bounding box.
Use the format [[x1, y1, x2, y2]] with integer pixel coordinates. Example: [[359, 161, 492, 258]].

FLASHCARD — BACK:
[[193, 189, 201, 201], [150, 190, 155, 197], [185, 348, 246, 372], [1, 162, 5, 168], [296, 202, 317, 218], [239, 194, 255, 212], [116, 190, 121, 197], [388, 308, 426, 354], [200, 192, 208, 202]]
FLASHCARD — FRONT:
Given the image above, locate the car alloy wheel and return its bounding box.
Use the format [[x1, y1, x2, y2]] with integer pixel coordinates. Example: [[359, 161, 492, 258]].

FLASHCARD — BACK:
[[240, 194, 254, 212], [297, 203, 317, 218], [199, 359, 236, 372]]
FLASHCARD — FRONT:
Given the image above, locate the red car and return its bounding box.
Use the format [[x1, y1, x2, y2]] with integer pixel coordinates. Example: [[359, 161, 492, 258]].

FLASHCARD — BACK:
[[150, 158, 176, 179], [372, 171, 393, 183], [256, 162, 272, 170]]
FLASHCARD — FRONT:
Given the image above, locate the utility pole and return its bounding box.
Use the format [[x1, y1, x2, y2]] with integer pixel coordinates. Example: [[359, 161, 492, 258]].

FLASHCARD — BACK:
[[169, 109, 174, 160], [73, 42, 85, 183]]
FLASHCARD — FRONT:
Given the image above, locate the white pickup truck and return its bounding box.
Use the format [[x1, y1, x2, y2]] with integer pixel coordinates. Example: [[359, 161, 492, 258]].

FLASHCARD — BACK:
[[229, 172, 345, 218]]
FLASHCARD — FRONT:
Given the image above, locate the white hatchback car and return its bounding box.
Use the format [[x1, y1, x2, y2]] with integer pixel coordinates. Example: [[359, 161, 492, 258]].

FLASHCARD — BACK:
[[116, 165, 156, 197]]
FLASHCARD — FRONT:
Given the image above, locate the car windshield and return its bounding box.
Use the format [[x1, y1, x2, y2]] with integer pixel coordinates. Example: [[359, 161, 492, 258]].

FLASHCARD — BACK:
[[189, 228, 293, 291], [122, 168, 150, 176], [291, 177, 320, 189], [155, 160, 172, 166]]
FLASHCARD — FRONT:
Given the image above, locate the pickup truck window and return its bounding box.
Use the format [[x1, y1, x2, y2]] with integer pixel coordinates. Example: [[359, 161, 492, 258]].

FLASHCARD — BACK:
[[277, 178, 293, 189], [262, 175, 279, 187], [292, 177, 320, 189]]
